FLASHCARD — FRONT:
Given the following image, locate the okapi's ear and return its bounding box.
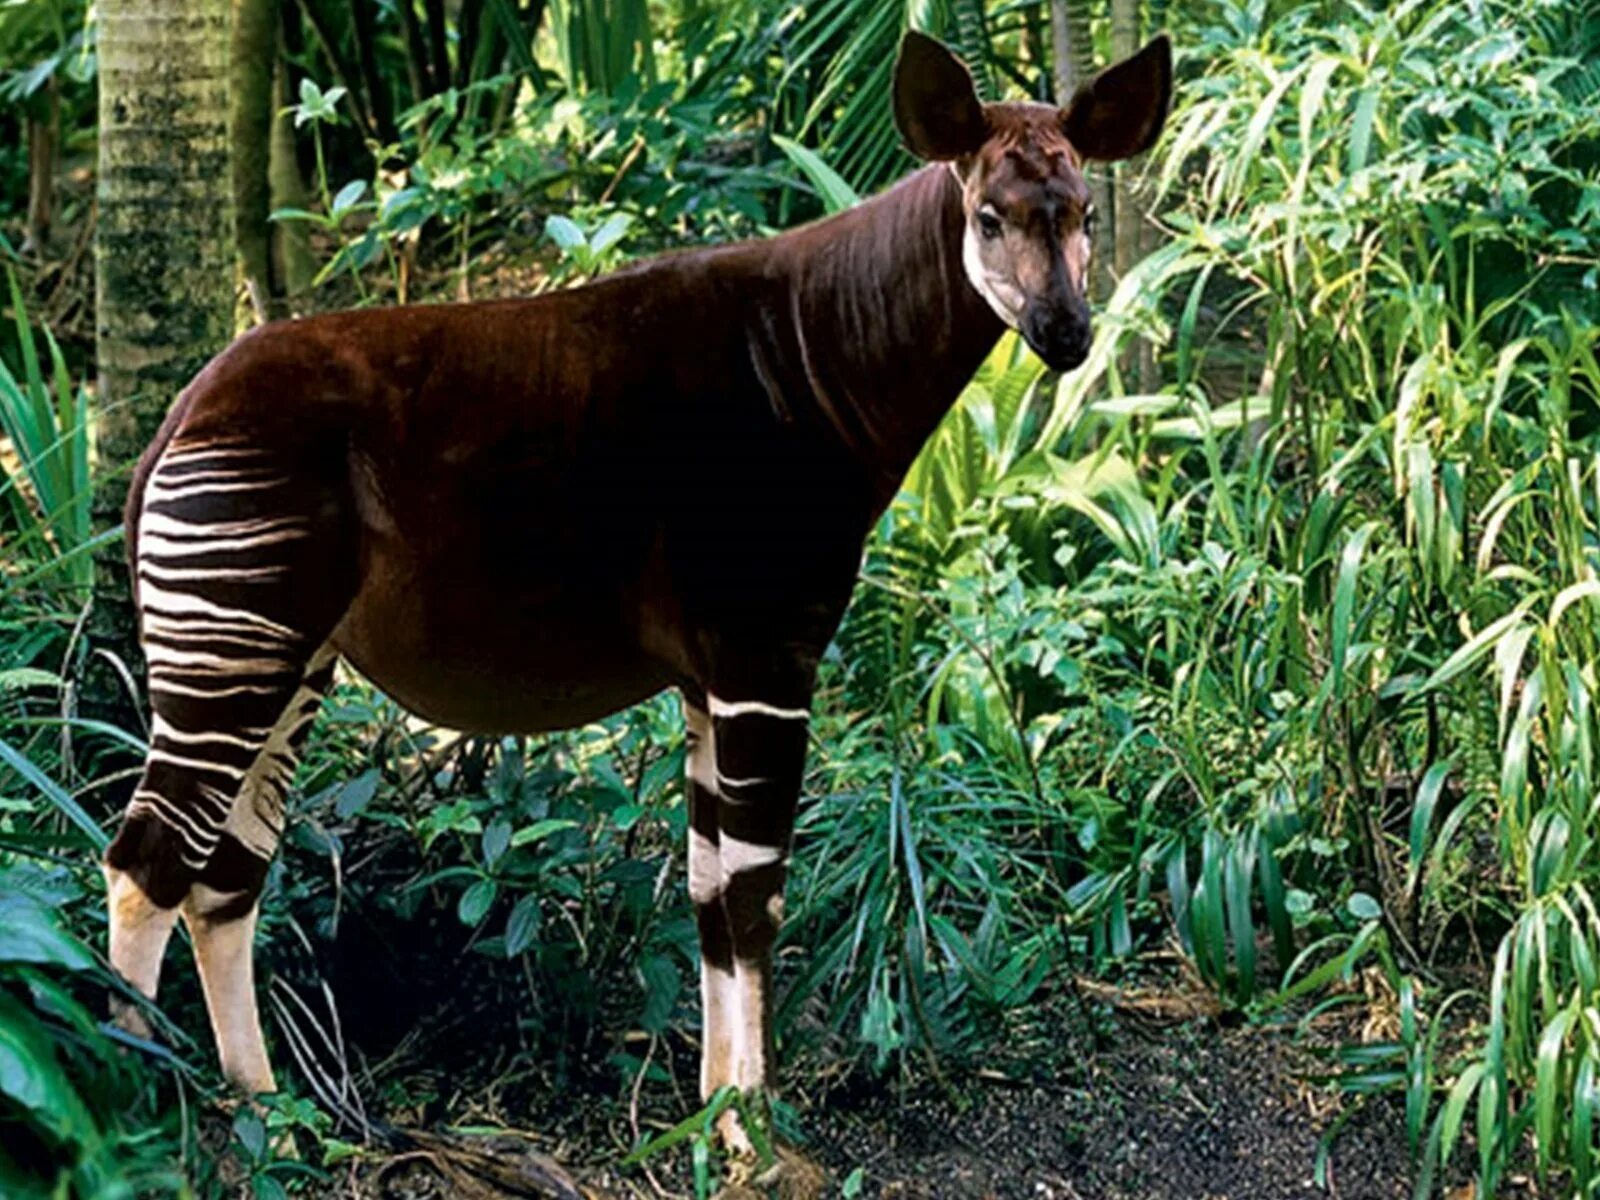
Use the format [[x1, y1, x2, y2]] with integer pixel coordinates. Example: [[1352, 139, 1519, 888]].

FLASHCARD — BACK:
[[1060, 34, 1173, 162], [893, 31, 988, 161]]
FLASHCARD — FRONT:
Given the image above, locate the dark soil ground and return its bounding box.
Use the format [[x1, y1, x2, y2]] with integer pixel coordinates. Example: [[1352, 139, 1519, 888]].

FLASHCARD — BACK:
[[797, 1019, 1409, 1200], [291, 972, 1442, 1200]]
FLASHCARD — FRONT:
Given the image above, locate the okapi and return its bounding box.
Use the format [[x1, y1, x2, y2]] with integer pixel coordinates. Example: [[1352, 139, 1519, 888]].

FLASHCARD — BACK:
[[103, 30, 1171, 1157]]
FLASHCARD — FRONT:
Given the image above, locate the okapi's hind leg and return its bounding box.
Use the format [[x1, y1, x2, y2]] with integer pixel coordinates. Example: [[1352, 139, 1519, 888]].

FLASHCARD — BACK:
[[103, 437, 354, 1094], [179, 647, 338, 1093]]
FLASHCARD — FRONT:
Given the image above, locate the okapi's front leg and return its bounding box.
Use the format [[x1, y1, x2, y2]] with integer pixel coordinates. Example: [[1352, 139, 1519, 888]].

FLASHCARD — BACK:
[[710, 691, 809, 1095], [684, 700, 738, 1099], [685, 669, 812, 1154]]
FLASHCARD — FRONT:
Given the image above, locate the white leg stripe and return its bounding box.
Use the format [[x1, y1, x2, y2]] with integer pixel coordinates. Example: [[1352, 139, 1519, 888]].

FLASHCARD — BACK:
[[708, 697, 810, 721], [140, 564, 289, 584], [152, 713, 273, 750], [141, 530, 307, 557], [135, 588, 298, 638], [159, 444, 268, 465], [140, 511, 305, 541], [147, 469, 283, 491], [151, 680, 291, 700], [143, 616, 290, 648], [129, 793, 220, 862], [720, 833, 787, 878], [147, 748, 247, 781], [688, 828, 721, 904], [145, 644, 294, 674]]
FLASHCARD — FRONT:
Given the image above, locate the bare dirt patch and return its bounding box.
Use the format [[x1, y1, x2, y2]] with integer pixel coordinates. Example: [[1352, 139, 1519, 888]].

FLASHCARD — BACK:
[[308, 978, 1424, 1200]]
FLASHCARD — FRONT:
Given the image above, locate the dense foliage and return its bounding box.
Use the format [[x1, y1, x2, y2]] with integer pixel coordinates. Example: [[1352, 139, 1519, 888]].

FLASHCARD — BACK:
[[3, 0, 1599, 1196]]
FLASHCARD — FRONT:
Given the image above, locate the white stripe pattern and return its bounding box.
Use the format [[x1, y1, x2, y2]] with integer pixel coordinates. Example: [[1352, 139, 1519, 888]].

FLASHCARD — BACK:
[[707, 696, 810, 721], [125, 442, 330, 872], [719, 833, 788, 879]]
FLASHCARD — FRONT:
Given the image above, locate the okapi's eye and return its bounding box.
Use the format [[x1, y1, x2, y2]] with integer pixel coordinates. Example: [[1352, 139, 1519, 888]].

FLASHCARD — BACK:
[[1082, 207, 1099, 240], [977, 207, 1003, 240]]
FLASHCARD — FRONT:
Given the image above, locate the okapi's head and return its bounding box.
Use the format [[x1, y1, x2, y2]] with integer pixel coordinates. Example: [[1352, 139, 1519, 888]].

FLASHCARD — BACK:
[[893, 31, 1173, 371]]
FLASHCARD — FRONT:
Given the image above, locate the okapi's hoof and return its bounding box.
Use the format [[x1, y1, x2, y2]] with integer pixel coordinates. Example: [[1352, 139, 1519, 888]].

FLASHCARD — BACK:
[[719, 1143, 829, 1200]]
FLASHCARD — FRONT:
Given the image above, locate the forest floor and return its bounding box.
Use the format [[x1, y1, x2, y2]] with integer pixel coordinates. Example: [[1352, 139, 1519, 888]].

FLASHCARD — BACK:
[[280, 963, 1496, 1200]]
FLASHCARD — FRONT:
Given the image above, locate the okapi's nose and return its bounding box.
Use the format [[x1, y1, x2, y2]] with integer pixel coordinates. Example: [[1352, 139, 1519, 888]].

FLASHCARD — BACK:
[[1021, 298, 1092, 373]]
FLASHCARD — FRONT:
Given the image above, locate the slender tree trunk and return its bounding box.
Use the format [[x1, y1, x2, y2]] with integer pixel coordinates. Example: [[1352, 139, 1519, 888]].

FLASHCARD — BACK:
[[94, 0, 234, 728], [1050, 0, 1076, 98], [397, 0, 436, 98], [457, 0, 487, 90], [1110, 0, 1147, 387], [1055, 0, 1112, 296], [234, 0, 279, 322], [1139, 0, 1168, 390], [269, 48, 317, 301], [424, 0, 451, 97], [350, 0, 399, 144], [1110, 0, 1139, 289], [24, 80, 58, 254], [296, 0, 378, 136]]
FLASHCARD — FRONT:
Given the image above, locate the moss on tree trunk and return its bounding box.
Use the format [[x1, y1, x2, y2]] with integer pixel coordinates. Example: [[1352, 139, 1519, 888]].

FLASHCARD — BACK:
[[94, 0, 234, 727]]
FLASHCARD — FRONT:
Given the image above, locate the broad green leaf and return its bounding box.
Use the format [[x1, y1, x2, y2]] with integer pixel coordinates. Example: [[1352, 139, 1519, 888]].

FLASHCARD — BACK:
[[458, 878, 497, 926]]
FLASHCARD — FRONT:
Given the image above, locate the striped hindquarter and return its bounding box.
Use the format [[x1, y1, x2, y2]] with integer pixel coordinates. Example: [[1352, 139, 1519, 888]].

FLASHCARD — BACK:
[[104, 437, 353, 1093]]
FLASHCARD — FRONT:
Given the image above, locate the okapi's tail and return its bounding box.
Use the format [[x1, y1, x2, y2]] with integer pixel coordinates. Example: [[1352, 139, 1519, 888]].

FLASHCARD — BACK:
[[122, 389, 194, 609]]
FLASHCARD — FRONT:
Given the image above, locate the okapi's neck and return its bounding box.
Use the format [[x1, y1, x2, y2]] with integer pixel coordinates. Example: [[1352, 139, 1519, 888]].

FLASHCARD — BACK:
[[769, 165, 1004, 503]]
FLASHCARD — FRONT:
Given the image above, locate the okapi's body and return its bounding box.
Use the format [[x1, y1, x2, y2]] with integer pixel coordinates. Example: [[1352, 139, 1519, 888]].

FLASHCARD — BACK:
[[104, 31, 1172, 1161]]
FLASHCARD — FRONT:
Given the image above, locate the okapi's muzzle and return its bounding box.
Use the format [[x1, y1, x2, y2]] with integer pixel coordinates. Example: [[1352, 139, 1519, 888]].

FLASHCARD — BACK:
[[1021, 297, 1093, 373]]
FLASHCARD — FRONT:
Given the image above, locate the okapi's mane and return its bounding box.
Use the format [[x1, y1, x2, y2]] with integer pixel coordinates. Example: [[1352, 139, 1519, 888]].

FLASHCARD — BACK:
[[774, 163, 998, 483], [599, 162, 994, 488]]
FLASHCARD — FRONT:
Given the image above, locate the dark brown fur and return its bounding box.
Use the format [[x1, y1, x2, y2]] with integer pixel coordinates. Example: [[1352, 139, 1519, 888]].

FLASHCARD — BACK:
[[123, 164, 1002, 736]]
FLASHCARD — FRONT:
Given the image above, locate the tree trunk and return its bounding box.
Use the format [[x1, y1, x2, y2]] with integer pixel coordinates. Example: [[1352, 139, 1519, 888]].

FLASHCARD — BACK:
[[269, 47, 317, 301], [1056, 0, 1112, 297], [234, 0, 279, 322], [1110, 0, 1138, 287], [24, 79, 58, 254], [1050, 0, 1077, 99], [350, 0, 399, 144], [1110, 0, 1147, 386], [1139, 0, 1169, 391], [94, 0, 235, 729], [424, 0, 451, 98]]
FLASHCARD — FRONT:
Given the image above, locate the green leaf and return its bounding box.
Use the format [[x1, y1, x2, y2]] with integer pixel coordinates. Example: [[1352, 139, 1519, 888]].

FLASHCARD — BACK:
[[330, 179, 368, 216], [588, 211, 632, 255], [1347, 892, 1382, 922], [1328, 522, 1377, 704], [638, 953, 681, 1033], [1422, 609, 1532, 693], [772, 135, 861, 214], [504, 894, 540, 957], [458, 878, 497, 926], [482, 818, 512, 868], [0, 893, 93, 969], [1407, 762, 1452, 892], [234, 1107, 267, 1160], [544, 214, 586, 251], [0, 990, 94, 1143], [335, 770, 381, 820], [510, 818, 578, 847], [0, 738, 107, 850]]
